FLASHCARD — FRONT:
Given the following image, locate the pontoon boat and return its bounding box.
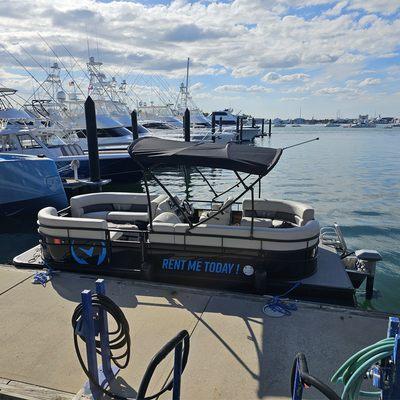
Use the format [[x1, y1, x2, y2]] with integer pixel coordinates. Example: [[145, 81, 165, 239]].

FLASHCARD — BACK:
[[14, 138, 382, 305]]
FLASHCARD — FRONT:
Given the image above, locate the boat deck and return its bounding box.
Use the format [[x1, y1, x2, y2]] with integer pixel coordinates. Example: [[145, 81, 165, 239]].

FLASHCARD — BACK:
[[14, 243, 355, 305], [0, 265, 388, 399]]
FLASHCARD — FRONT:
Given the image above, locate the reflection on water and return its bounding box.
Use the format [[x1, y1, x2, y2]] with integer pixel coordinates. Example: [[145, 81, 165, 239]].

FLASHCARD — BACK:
[[1, 126, 399, 312]]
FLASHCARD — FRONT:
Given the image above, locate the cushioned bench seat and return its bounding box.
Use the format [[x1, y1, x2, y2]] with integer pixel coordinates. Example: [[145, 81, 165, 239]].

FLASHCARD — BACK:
[[241, 216, 273, 228], [149, 211, 320, 251], [242, 198, 314, 227], [70, 192, 169, 224], [38, 207, 123, 241]]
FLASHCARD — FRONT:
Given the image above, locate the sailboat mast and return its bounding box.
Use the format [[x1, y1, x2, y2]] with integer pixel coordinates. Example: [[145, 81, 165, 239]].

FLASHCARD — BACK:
[[185, 57, 189, 108]]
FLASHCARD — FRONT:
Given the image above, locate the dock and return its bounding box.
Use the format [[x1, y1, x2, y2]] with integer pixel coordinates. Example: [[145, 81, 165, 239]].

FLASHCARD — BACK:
[[0, 265, 389, 400]]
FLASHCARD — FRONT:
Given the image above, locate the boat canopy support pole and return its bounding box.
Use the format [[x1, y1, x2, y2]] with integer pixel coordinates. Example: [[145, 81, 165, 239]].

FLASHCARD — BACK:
[[195, 167, 218, 197], [191, 173, 265, 229], [148, 170, 193, 227], [212, 173, 252, 201]]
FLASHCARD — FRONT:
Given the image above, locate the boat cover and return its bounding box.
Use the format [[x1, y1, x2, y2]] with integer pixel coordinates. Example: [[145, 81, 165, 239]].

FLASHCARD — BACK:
[[128, 137, 282, 175]]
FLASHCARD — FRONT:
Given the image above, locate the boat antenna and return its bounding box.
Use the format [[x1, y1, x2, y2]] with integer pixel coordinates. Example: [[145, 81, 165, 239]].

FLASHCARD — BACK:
[[282, 137, 319, 150]]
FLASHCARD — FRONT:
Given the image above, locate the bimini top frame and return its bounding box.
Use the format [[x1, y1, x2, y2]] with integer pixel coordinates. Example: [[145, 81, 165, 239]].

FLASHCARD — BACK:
[[128, 137, 284, 230]]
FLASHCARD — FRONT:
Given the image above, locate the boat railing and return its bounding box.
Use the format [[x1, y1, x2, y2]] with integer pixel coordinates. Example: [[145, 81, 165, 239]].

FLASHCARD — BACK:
[[320, 223, 348, 254], [39, 221, 320, 248]]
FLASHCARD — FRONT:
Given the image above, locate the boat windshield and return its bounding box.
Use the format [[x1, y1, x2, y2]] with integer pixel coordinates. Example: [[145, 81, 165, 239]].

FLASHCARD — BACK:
[[35, 131, 66, 147]]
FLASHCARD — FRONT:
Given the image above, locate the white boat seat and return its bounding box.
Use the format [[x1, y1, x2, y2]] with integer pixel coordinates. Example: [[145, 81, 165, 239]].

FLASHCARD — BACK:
[[242, 199, 314, 226], [154, 196, 181, 217], [241, 216, 273, 228], [199, 196, 233, 225], [153, 212, 181, 224], [70, 192, 168, 221], [38, 207, 109, 241], [107, 211, 149, 223], [149, 219, 320, 252]]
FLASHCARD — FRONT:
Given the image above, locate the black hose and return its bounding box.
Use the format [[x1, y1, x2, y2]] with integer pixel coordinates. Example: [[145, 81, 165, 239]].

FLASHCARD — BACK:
[[290, 353, 341, 400], [72, 293, 131, 400]]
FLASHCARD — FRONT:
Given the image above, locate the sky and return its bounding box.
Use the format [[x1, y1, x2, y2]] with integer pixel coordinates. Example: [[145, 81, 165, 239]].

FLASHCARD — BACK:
[[0, 0, 399, 118]]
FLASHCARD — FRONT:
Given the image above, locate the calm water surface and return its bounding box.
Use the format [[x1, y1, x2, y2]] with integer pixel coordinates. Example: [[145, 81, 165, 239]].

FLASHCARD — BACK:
[[1, 126, 399, 312]]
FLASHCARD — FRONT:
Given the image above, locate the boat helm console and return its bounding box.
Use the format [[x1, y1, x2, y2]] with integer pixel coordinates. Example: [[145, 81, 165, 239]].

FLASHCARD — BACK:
[[14, 138, 382, 306]]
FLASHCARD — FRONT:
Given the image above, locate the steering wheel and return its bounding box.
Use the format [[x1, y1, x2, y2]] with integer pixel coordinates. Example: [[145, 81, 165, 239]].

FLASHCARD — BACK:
[[182, 199, 194, 217]]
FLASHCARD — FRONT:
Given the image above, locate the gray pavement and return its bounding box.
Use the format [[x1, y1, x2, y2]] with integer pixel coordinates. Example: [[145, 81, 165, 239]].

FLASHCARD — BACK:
[[0, 266, 389, 399]]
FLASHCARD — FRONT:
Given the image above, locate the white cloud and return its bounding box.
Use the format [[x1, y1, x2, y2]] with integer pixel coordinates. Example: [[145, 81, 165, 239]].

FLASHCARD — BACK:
[[325, 1, 348, 17], [262, 72, 310, 83], [214, 84, 272, 93], [347, 0, 400, 15], [359, 77, 381, 86]]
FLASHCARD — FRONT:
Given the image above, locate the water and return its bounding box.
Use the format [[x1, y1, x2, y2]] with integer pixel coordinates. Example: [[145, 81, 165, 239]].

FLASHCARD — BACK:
[[1, 125, 399, 312]]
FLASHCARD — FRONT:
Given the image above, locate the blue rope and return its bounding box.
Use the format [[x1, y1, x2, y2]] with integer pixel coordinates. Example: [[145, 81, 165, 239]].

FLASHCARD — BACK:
[[32, 268, 54, 287], [263, 282, 301, 316]]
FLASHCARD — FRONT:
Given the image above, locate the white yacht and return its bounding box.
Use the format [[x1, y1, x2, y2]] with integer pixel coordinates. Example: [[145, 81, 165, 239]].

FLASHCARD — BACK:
[[273, 118, 286, 127], [350, 115, 376, 128]]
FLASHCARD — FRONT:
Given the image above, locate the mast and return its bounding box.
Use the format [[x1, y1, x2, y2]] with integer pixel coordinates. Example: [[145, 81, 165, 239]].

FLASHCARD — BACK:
[[185, 57, 189, 108]]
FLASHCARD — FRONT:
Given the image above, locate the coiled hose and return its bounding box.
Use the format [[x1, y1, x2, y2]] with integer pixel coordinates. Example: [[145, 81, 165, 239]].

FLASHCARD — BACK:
[[331, 337, 395, 400], [72, 293, 131, 400]]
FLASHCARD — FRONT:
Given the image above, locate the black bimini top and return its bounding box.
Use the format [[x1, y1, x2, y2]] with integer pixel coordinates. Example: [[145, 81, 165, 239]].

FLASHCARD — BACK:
[[128, 137, 282, 175]]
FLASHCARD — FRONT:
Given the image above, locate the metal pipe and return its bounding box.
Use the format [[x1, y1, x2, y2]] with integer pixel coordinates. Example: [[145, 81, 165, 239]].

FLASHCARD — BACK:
[[131, 110, 139, 140], [84, 96, 101, 183]]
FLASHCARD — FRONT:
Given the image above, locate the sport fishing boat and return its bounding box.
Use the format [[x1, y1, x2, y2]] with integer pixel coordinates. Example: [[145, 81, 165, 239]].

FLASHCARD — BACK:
[[14, 137, 382, 305], [0, 153, 67, 217]]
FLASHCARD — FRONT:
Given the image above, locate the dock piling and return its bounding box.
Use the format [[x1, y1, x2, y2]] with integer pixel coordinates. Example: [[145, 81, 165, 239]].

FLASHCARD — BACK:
[[219, 117, 222, 132], [252, 118, 255, 128], [236, 116, 240, 133], [211, 112, 216, 134], [131, 110, 139, 140], [268, 118, 272, 137], [261, 119, 265, 136], [240, 117, 243, 143], [184, 108, 191, 142], [84, 96, 101, 184]]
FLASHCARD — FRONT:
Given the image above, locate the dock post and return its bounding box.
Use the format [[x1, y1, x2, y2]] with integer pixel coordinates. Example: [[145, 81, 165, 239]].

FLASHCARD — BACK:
[[268, 118, 272, 137], [131, 110, 139, 140], [81, 289, 101, 399], [184, 108, 190, 142], [84, 96, 101, 184], [240, 117, 243, 143], [252, 117, 255, 128], [261, 119, 265, 136], [219, 117, 222, 132], [211, 112, 216, 134], [236, 116, 240, 133]]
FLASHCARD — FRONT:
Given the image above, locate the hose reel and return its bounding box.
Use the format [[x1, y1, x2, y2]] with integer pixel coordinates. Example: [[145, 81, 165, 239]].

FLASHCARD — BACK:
[[72, 279, 190, 400]]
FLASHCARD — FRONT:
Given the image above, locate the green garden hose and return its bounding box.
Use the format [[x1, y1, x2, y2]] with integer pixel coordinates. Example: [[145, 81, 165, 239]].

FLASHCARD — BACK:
[[331, 337, 395, 400]]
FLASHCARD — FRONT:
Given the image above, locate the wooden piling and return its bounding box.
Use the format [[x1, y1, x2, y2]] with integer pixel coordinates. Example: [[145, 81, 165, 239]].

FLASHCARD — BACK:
[[84, 96, 100, 183], [131, 110, 139, 140], [184, 108, 191, 142]]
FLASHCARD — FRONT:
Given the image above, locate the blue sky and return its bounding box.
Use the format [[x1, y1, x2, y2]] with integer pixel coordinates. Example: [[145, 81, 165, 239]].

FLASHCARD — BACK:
[[1, 0, 399, 118]]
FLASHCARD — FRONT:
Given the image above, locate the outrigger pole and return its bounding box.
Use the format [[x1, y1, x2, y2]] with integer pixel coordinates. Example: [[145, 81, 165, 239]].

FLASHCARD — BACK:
[[283, 137, 319, 150]]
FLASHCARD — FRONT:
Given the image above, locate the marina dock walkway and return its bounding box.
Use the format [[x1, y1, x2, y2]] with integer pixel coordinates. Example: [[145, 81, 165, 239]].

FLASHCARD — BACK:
[[0, 265, 389, 400]]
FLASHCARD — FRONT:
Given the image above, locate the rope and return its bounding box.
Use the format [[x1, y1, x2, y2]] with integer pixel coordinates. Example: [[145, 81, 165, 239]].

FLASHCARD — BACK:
[[262, 282, 301, 316], [32, 268, 54, 287]]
